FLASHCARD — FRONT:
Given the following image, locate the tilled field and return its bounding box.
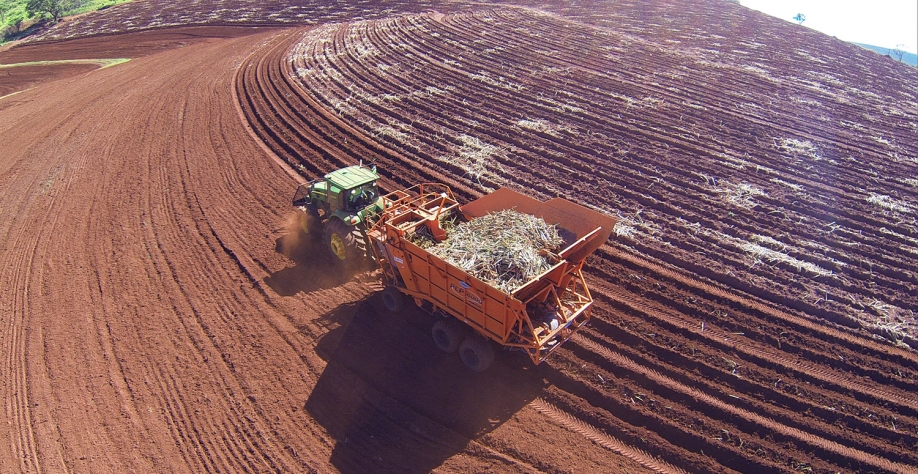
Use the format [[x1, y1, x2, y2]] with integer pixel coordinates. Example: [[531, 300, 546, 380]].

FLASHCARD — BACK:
[[2, 0, 917, 473], [237, 5, 918, 473]]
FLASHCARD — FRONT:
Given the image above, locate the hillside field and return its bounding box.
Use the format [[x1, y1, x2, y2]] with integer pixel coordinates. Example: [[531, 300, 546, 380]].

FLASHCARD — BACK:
[[1, 1, 916, 473]]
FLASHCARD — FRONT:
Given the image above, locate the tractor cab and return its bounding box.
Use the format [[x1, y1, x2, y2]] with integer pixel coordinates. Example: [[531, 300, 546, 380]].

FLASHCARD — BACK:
[[291, 164, 385, 267], [293, 164, 380, 213], [342, 182, 379, 211], [292, 164, 384, 228], [325, 165, 380, 213]]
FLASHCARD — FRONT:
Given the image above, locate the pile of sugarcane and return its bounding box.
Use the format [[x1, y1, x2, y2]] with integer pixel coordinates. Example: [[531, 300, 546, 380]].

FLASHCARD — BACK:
[[426, 209, 563, 293]]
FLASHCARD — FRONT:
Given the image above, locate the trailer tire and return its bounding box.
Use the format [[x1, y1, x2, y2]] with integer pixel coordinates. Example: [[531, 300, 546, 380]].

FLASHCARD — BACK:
[[382, 286, 404, 312], [324, 217, 366, 266], [432, 318, 464, 353], [459, 335, 495, 372]]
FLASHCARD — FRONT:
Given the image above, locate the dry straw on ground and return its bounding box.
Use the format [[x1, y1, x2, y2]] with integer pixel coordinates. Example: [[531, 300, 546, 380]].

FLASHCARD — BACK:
[[421, 209, 563, 293]]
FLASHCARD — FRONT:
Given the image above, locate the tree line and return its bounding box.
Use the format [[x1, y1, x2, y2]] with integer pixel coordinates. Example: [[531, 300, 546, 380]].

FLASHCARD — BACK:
[[2, 0, 97, 38]]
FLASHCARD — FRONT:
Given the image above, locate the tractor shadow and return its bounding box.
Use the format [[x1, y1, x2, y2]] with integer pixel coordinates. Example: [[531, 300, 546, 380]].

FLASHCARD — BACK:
[[265, 229, 372, 296], [305, 293, 545, 473]]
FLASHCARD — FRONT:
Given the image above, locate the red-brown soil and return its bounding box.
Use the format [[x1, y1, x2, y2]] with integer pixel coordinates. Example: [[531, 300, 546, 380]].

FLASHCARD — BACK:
[[0, 63, 96, 97], [0, 27, 279, 97], [2, 1, 916, 473]]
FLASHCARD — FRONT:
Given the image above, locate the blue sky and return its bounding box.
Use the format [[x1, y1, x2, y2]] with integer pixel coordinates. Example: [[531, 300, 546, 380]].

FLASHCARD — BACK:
[[740, 0, 918, 54]]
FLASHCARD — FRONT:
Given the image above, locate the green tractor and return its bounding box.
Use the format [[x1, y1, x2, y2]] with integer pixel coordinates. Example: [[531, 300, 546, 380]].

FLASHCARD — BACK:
[[292, 164, 384, 266]]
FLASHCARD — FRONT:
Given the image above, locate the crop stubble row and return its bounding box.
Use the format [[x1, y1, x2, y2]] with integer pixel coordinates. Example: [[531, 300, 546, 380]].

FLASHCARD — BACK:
[[310, 9, 918, 322], [284, 8, 907, 348], [237, 7, 917, 473]]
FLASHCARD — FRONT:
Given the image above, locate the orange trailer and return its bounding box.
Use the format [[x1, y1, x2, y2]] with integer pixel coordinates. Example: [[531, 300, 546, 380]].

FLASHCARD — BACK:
[[367, 184, 617, 371]]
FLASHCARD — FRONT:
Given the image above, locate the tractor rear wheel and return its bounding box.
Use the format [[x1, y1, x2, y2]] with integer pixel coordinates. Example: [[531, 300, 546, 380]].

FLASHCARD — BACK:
[[459, 335, 495, 372], [324, 218, 367, 267], [432, 318, 465, 353]]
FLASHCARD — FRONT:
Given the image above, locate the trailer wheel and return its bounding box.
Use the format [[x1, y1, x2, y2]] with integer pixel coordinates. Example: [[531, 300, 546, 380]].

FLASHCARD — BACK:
[[431, 318, 464, 353], [459, 335, 495, 372], [324, 217, 366, 266], [382, 286, 404, 312]]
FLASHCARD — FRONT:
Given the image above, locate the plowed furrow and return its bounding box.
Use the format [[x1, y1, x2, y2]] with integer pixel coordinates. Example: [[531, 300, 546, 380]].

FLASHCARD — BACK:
[[328, 12, 910, 336], [579, 294, 918, 463], [580, 316, 918, 459], [542, 352, 787, 473], [426, 10, 918, 248], [231, 6, 918, 474], [484, 8, 918, 175], [241, 29, 480, 200], [599, 247, 918, 368], [0, 151, 78, 473], [588, 272, 918, 419], [326, 12, 918, 292], [531, 399, 687, 474], [570, 335, 913, 473], [4, 227, 42, 474]]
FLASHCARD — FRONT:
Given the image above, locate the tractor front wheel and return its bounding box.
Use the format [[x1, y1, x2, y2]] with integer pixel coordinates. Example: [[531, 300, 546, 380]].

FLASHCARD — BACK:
[[324, 218, 367, 267]]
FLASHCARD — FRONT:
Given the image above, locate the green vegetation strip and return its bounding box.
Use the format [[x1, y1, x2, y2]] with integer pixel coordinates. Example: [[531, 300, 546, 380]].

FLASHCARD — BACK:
[[1, 0, 133, 22], [2, 0, 134, 44], [0, 58, 130, 68]]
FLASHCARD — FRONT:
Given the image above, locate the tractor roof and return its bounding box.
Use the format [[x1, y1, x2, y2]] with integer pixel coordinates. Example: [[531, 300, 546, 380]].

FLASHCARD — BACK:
[[325, 165, 378, 189]]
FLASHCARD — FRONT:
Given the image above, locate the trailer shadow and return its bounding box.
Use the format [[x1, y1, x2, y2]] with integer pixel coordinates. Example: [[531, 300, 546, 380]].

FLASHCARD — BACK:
[[305, 293, 546, 473]]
